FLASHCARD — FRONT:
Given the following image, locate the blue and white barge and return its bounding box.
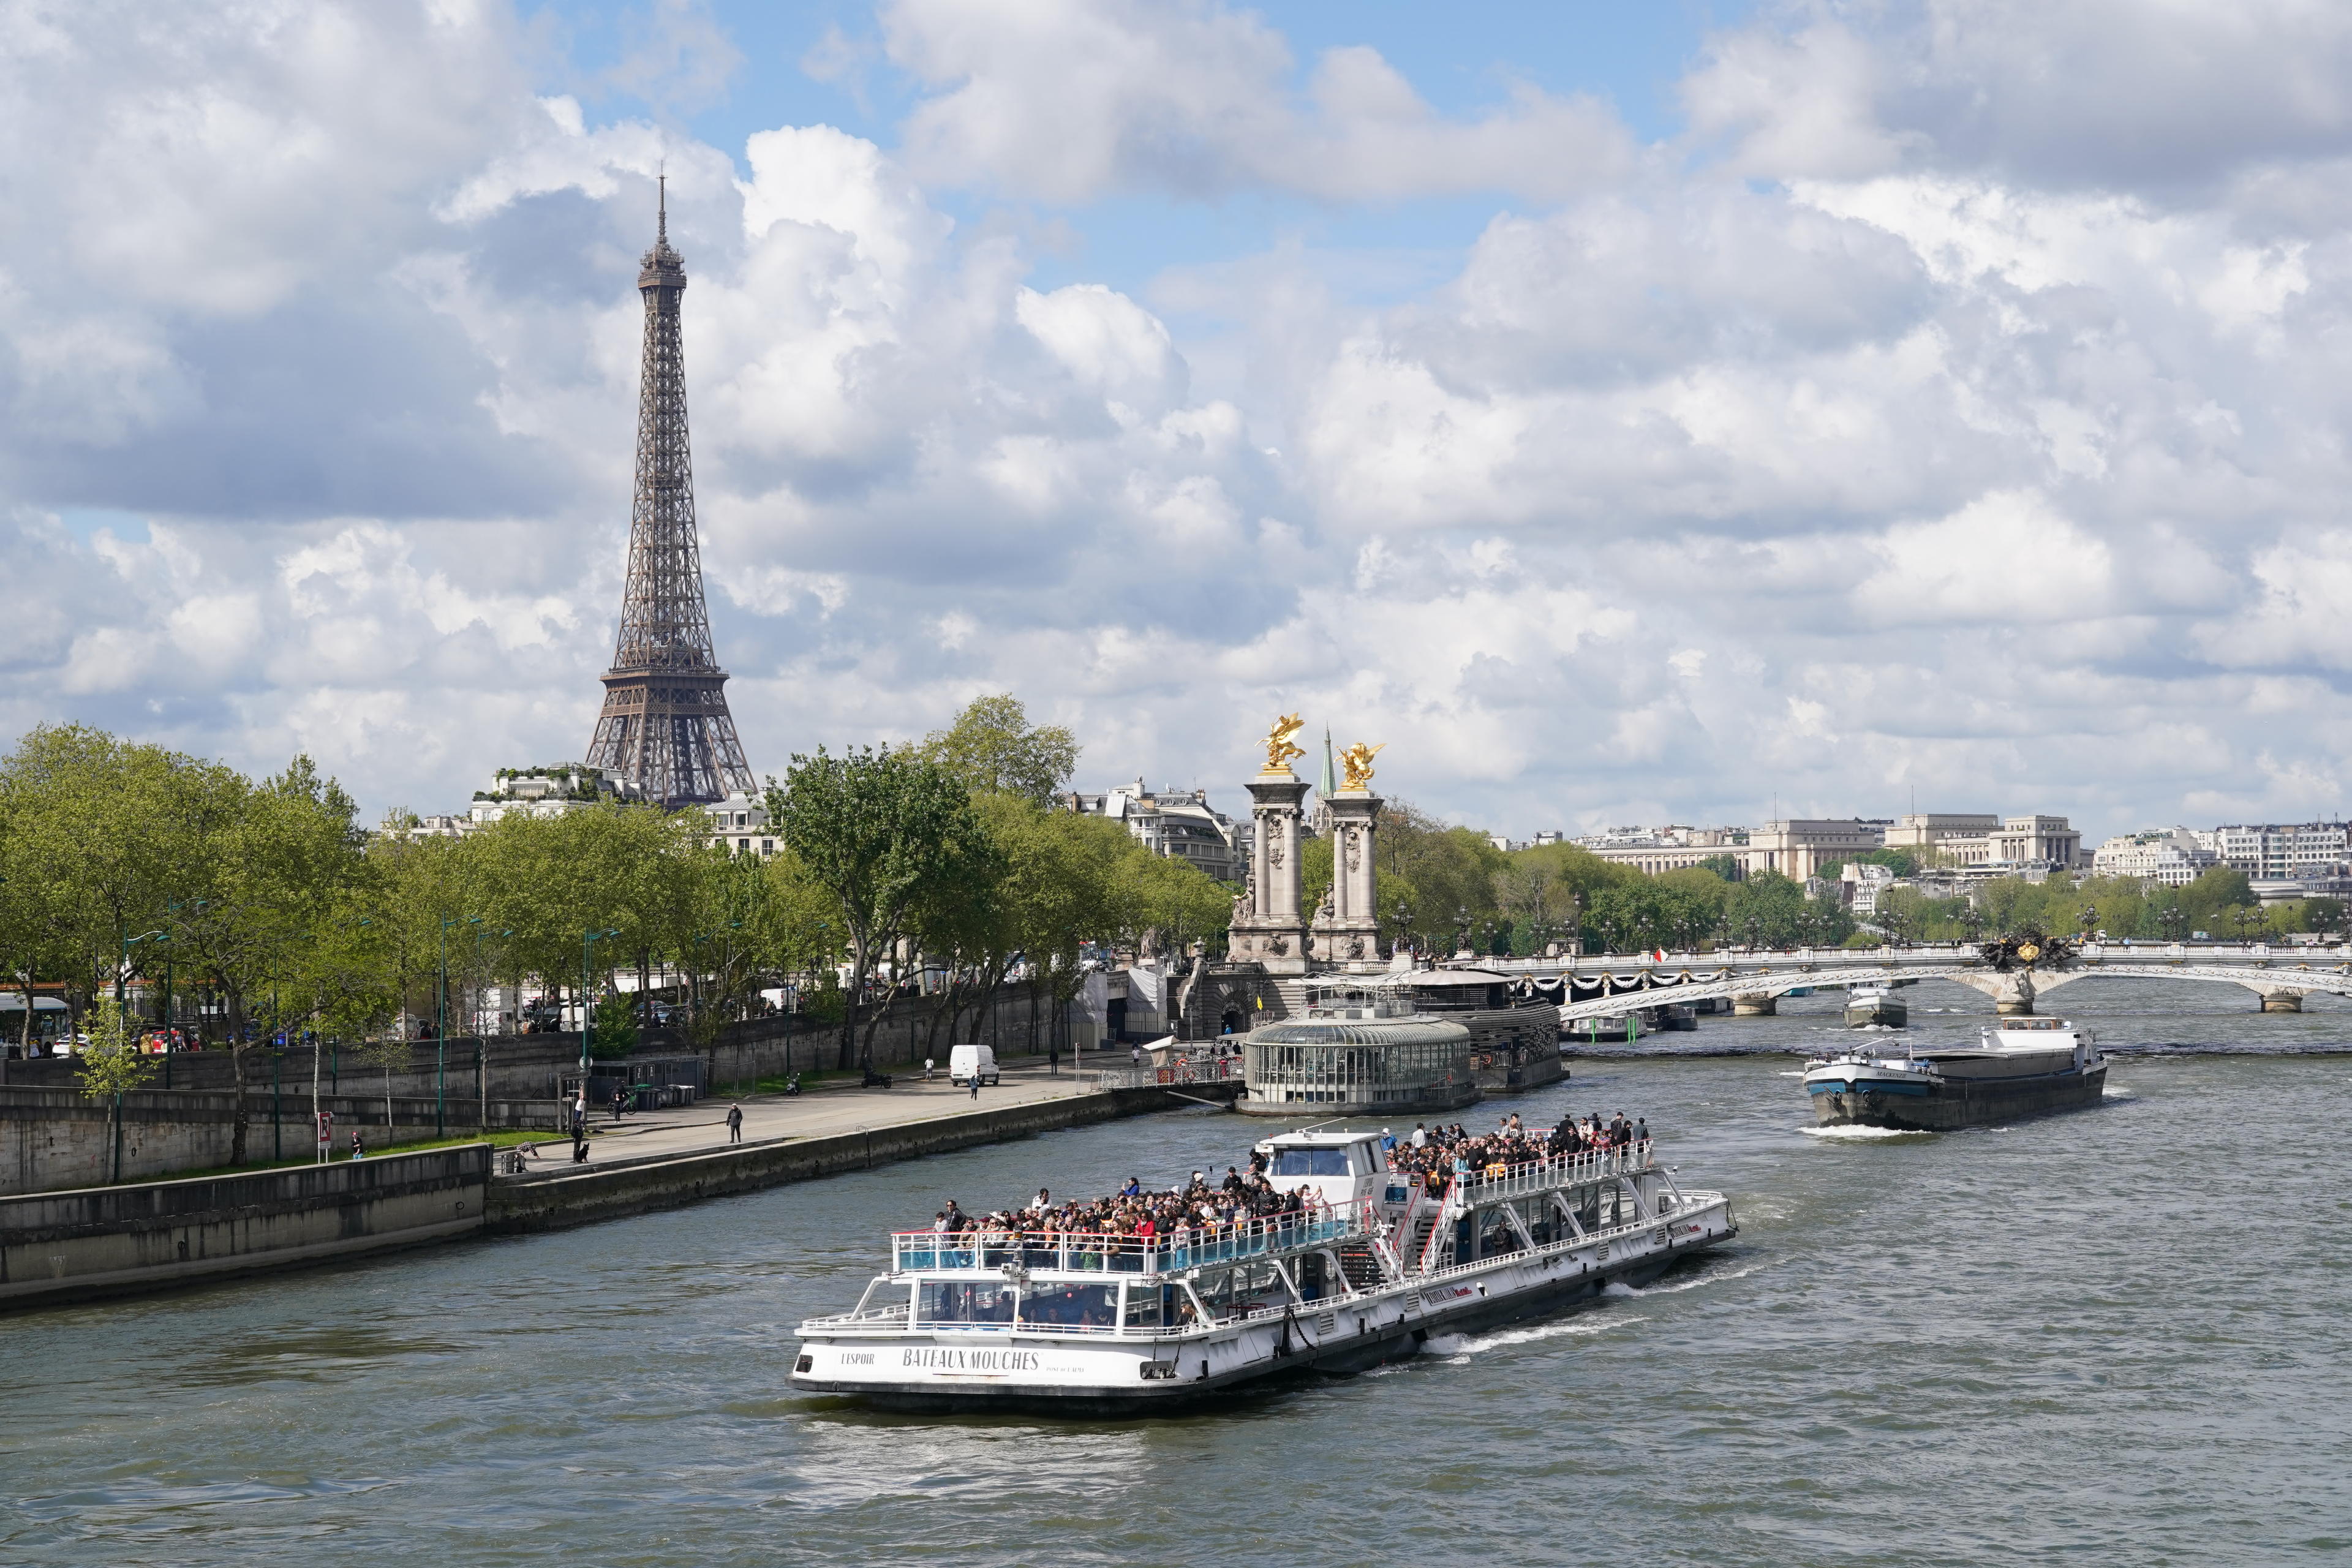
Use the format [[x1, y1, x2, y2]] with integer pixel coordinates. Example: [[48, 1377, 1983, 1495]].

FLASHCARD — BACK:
[[1804, 1016, 2106, 1130]]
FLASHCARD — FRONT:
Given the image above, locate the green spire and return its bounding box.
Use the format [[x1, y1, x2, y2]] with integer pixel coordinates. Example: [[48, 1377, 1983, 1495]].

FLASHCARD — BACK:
[[1319, 726, 1336, 799]]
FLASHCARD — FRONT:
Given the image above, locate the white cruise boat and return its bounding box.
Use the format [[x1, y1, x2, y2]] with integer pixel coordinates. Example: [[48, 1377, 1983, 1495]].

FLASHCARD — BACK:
[[790, 1128, 1736, 1414], [1804, 1016, 2106, 1131]]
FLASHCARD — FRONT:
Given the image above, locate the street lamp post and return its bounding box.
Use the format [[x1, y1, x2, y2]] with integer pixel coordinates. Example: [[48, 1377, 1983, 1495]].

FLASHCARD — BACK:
[[114, 929, 165, 1183], [471, 925, 509, 1134], [581, 926, 620, 1106], [437, 916, 480, 1139]]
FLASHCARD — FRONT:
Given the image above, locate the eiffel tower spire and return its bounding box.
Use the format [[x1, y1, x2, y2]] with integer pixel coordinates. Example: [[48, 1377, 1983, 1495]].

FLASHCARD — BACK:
[[582, 181, 756, 807]]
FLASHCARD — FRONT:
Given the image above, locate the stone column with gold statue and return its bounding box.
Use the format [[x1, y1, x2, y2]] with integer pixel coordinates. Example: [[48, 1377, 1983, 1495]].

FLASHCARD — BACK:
[[1229, 714, 1312, 975], [1311, 741, 1385, 971]]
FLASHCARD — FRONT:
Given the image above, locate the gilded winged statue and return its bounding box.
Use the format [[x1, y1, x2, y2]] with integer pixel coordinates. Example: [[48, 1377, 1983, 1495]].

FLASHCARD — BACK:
[[1339, 741, 1384, 791], [1262, 713, 1308, 774]]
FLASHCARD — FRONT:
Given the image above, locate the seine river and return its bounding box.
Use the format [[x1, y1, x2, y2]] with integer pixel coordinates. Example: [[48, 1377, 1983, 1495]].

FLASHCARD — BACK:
[[4, 978, 2348, 1566]]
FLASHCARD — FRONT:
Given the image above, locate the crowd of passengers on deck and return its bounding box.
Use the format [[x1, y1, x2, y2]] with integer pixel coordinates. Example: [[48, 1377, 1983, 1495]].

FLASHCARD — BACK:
[[914, 1108, 1653, 1265], [924, 1162, 1328, 1270], [1389, 1110, 1649, 1197]]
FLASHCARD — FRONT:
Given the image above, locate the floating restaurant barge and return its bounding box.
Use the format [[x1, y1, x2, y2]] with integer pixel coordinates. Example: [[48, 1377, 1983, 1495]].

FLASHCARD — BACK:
[[790, 1128, 1735, 1414], [1239, 978, 1559, 1116]]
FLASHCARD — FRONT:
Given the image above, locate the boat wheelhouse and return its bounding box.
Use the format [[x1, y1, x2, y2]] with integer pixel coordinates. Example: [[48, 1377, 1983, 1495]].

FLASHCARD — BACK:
[[1804, 1015, 2105, 1130], [790, 1125, 1736, 1414]]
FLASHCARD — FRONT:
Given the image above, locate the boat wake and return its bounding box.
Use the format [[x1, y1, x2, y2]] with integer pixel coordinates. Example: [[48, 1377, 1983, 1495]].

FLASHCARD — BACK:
[[1800, 1123, 1936, 1140], [1604, 1260, 1771, 1298], [1423, 1315, 1648, 1362]]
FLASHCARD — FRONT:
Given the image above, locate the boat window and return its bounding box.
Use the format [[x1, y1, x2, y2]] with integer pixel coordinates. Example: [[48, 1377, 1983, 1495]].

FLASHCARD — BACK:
[[1123, 1283, 1182, 1329], [854, 1281, 913, 1319], [1272, 1147, 1350, 1176], [916, 1280, 1016, 1325], [1017, 1283, 1118, 1329]]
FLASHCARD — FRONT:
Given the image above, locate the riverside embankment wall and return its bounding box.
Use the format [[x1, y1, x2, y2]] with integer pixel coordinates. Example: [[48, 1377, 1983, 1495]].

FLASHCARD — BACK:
[[0, 1084, 1236, 1310], [0, 1146, 489, 1310], [0, 986, 1075, 1104], [483, 1083, 1236, 1234], [0, 1087, 557, 1196]]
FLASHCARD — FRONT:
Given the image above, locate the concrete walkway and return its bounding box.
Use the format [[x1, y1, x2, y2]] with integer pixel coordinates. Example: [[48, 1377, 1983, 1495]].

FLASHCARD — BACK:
[[535, 1058, 1114, 1169]]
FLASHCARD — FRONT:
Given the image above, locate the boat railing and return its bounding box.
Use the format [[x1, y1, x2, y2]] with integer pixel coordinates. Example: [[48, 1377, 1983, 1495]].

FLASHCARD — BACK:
[[1441, 1140, 1651, 1205], [892, 1204, 1373, 1276], [1408, 1188, 1727, 1293]]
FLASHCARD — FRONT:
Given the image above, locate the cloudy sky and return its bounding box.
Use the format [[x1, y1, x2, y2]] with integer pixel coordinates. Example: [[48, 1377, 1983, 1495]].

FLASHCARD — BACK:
[[7, 0, 2352, 842]]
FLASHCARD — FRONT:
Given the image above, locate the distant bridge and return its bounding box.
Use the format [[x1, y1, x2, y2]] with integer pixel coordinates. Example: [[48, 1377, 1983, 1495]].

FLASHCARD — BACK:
[[1464, 944, 2352, 1022]]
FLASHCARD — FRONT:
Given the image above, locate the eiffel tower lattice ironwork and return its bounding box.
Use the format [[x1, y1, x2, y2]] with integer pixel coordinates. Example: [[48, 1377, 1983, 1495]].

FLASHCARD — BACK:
[[583, 181, 756, 807]]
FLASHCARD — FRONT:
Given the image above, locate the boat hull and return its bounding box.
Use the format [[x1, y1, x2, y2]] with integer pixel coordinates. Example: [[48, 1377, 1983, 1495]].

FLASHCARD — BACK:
[[791, 1208, 1734, 1416], [1809, 1060, 2106, 1131]]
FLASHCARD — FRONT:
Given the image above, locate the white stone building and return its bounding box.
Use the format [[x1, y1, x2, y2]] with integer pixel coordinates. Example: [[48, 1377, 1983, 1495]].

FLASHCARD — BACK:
[[2091, 828, 2219, 886], [2199, 822, 2351, 879], [1572, 825, 1750, 876], [1740, 820, 1885, 881], [1839, 861, 1901, 915], [703, 791, 776, 859], [1065, 780, 1247, 883]]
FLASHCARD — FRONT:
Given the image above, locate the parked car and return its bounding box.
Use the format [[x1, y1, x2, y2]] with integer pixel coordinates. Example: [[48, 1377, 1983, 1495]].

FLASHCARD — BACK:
[[948, 1042, 1000, 1087]]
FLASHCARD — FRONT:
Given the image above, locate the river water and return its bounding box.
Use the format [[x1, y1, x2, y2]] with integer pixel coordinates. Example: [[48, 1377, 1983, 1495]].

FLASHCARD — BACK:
[[4, 978, 2348, 1566]]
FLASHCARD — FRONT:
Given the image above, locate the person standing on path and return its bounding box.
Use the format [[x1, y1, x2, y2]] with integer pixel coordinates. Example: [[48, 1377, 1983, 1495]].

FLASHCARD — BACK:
[[726, 1102, 744, 1144], [969, 1071, 981, 1101], [611, 1084, 628, 1123]]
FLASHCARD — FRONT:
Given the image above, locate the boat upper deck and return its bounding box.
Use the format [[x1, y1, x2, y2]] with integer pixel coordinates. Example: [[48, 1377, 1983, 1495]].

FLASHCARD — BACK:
[[885, 1140, 1657, 1281]]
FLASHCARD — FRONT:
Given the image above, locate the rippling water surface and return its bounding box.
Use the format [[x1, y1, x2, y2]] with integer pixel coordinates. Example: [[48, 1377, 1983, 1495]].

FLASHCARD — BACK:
[[4, 979, 2348, 1566]]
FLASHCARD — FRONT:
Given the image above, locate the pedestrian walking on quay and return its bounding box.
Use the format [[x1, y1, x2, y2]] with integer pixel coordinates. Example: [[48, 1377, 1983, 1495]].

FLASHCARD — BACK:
[[969, 1071, 981, 1101], [611, 1084, 628, 1123], [726, 1102, 744, 1144], [350, 1131, 365, 1161]]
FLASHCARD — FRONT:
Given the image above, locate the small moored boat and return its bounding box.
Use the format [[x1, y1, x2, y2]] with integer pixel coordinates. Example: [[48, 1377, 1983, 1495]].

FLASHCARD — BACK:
[[1842, 986, 1907, 1028]]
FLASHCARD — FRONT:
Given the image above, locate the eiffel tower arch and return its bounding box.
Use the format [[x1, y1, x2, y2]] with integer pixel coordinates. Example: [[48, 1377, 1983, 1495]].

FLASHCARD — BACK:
[[583, 182, 758, 807]]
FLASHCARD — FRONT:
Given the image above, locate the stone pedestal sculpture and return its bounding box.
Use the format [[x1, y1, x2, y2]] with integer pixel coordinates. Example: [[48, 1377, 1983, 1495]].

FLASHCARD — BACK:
[[1229, 715, 1312, 975], [1311, 741, 1385, 971]]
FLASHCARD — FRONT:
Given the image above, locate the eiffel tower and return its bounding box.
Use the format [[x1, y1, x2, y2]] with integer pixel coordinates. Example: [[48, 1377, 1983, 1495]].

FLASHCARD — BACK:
[[583, 180, 756, 807]]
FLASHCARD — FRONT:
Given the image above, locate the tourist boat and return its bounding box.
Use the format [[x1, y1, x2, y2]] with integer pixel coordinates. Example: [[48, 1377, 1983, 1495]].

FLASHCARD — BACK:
[[1841, 986, 1907, 1028], [1803, 1016, 2106, 1130], [788, 1127, 1737, 1414]]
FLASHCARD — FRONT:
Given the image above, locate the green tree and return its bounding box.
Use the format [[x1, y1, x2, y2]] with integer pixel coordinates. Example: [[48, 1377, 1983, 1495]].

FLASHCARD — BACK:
[[922, 694, 1080, 805], [766, 747, 985, 1069], [75, 995, 154, 1180], [1374, 801, 1508, 956], [172, 755, 366, 1163]]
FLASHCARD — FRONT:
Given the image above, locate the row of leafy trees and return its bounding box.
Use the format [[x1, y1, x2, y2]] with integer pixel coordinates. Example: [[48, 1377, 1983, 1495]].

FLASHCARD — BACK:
[[1334, 830, 2328, 957], [0, 699, 1234, 1156], [1873, 866, 2339, 946], [1323, 830, 1856, 958]]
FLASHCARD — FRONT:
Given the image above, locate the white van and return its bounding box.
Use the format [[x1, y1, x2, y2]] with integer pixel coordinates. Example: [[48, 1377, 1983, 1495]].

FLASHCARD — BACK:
[[948, 1042, 1000, 1087]]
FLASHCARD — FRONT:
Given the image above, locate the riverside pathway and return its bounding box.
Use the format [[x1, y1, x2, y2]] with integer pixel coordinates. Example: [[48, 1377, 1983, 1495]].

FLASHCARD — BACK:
[[533, 1058, 1117, 1169]]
